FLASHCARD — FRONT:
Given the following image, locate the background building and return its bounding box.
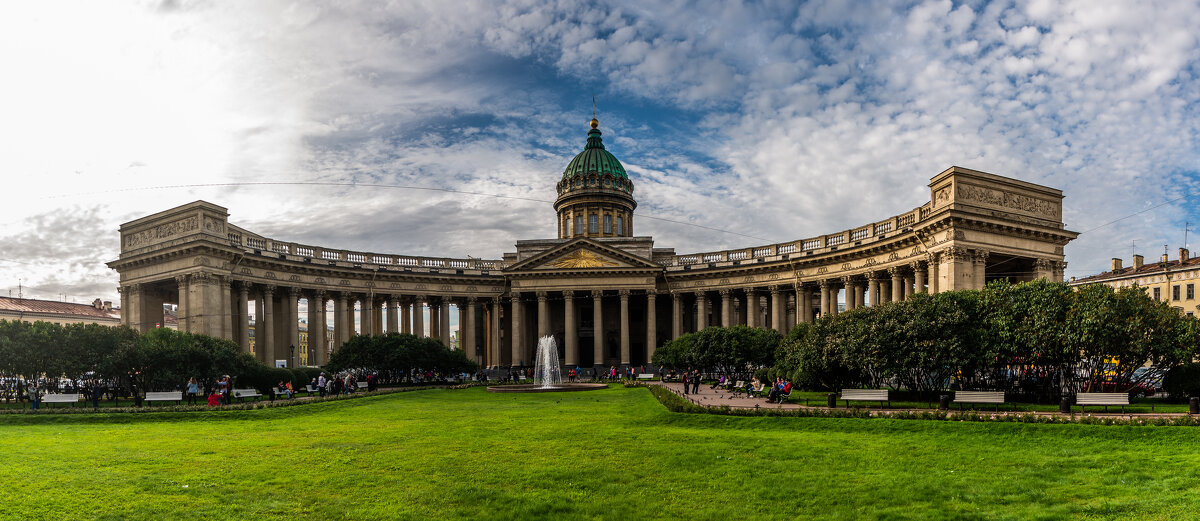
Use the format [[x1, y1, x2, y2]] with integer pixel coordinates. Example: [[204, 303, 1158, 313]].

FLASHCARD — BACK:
[[0, 296, 121, 327], [1070, 249, 1200, 316]]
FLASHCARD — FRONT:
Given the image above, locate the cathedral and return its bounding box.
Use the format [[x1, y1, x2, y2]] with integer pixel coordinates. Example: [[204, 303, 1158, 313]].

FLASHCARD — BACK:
[[109, 119, 1077, 369]]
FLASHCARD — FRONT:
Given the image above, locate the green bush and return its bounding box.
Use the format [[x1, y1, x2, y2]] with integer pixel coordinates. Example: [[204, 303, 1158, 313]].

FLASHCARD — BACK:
[[1164, 363, 1200, 400]]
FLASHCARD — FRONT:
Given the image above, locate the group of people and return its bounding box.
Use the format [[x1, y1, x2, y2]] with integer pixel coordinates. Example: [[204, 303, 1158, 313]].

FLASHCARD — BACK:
[[680, 369, 702, 395]]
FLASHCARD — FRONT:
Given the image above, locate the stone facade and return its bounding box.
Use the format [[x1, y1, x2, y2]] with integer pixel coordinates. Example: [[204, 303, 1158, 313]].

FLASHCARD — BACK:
[[107, 124, 1077, 369]]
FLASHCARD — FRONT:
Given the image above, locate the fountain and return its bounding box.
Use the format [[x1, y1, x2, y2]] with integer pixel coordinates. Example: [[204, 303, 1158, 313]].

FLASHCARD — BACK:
[[487, 336, 607, 393]]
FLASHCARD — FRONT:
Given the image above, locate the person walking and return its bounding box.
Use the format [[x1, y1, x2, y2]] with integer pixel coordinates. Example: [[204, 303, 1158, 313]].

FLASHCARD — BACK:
[[28, 382, 41, 411], [186, 377, 200, 406], [691, 370, 701, 395], [682, 371, 690, 395], [317, 373, 328, 397]]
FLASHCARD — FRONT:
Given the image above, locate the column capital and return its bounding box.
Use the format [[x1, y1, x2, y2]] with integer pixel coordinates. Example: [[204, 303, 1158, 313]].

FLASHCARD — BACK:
[[839, 275, 854, 285], [311, 289, 327, 301], [693, 290, 705, 297], [1034, 258, 1055, 271], [944, 247, 971, 261], [770, 285, 783, 294], [386, 294, 400, 304], [466, 296, 478, 304], [563, 290, 575, 299], [908, 260, 927, 271], [887, 266, 904, 277], [972, 250, 990, 264], [592, 290, 603, 300], [237, 280, 253, 291], [174, 274, 190, 285], [263, 284, 278, 295], [490, 296, 502, 304], [926, 251, 941, 264], [287, 286, 302, 298], [618, 289, 631, 298], [412, 294, 426, 303], [868, 271, 883, 281], [718, 288, 731, 296], [818, 279, 831, 289], [536, 291, 548, 300], [509, 294, 521, 303]]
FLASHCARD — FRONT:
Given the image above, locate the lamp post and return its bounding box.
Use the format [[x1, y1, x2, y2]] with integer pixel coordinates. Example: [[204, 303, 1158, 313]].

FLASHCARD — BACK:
[[289, 344, 295, 368]]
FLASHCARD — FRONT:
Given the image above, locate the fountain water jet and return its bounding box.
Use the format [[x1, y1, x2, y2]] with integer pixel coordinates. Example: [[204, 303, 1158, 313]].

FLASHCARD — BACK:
[[533, 335, 562, 389], [487, 335, 607, 393]]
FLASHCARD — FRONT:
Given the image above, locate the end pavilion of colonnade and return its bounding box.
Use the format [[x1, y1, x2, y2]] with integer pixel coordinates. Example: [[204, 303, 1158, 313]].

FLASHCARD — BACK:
[[107, 122, 1077, 370]]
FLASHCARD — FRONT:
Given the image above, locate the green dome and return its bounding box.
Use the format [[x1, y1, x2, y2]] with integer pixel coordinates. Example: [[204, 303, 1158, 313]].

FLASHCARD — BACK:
[[561, 127, 629, 181]]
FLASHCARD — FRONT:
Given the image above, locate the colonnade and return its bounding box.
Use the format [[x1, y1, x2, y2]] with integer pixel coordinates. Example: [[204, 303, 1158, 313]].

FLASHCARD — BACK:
[[122, 249, 1021, 369], [139, 276, 477, 368]]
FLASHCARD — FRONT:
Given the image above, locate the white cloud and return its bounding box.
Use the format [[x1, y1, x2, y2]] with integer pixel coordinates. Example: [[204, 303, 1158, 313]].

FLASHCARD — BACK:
[[1, 0, 1198, 303]]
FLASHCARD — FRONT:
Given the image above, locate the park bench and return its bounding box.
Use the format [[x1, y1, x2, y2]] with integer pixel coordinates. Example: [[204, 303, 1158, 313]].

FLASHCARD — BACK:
[[356, 381, 369, 390], [1077, 392, 1129, 413], [637, 373, 655, 380], [840, 389, 890, 408], [232, 388, 262, 402], [953, 391, 1006, 411], [145, 391, 183, 405], [40, 393, 79, 407], [305, 385, 318, 393]]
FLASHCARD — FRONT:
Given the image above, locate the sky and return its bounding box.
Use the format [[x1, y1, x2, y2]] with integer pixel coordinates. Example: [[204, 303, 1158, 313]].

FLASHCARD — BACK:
[[2, 0, 1199, 307]]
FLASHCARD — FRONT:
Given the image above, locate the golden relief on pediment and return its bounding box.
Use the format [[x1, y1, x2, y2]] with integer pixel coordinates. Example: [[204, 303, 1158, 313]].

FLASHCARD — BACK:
[[549, 250, 619, 268]]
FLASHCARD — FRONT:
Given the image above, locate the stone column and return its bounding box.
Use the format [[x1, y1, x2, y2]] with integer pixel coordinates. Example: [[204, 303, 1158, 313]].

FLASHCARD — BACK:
[[903, 276, 915, 299], [1034, 258, 1055, 281], [346, 297, 357, 338], [912, 261, 927, 293], [254, 289, 266, 360], [926, 254, 939, 294], [401, 299, 412, 334], [798, 285, 813, 323], [941, 247, 972, 291], [413, 296, 425, 338], [564, 291, 578, 366], [361, 296, 375, 337], [429, 300, 440, 341], [748, 289, 758, 326], [619, 290, 631, 366], [262, 285, 276, 365], [465, 297, 477, 360], [286, 287, 301, 367], [839, 277, 854, 311], [671, 292, 683, 340], [818, 281, 829, 316], [386, 296, 399, 333], [220, 277, 233, 340], [440, 299, 451, 346], [238, 281, 251, 353], [889, 267, 904, 302], [770, 286, 785, 332], [716, 289, 730, 327], [593, 291, 604, 367], [645, 292, 658, 362], [695, 291, 708, 331], [490, 297, 502, 367], [536, 291, 549, 340], [176, 275, 190, 333], [333, 292, 347, 349], [973, 250, 989, 290], [510, 294, 524, 366], [867, 274, 880, 307], [310, 291, 326, 367]]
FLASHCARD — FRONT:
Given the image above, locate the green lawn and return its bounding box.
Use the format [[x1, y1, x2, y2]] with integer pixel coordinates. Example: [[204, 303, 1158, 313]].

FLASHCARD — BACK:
[[1, 386, 1196, 520]]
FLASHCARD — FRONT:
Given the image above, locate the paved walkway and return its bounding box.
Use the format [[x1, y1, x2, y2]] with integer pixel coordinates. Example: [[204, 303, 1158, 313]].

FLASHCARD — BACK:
[[648, 381, 1192, 420]]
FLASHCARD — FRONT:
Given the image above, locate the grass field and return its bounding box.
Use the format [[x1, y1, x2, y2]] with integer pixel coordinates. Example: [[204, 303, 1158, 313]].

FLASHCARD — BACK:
[[2, 385, 1197, 520]]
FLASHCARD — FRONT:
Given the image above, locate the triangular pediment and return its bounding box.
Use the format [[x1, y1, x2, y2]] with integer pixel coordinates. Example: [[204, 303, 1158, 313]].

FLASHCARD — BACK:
[[506, 238, 660, 273]]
